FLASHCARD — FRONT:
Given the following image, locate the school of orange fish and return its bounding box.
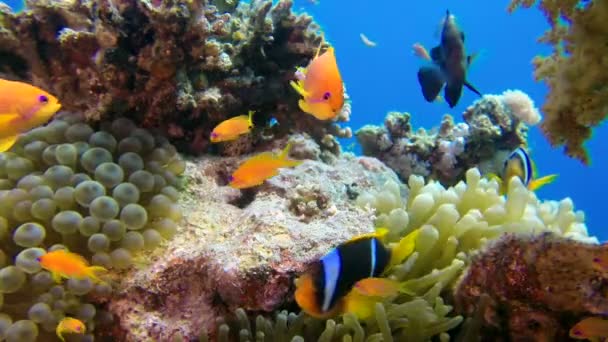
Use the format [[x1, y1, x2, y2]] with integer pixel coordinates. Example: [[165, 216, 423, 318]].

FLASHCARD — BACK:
[[0, 10, 602, 340]]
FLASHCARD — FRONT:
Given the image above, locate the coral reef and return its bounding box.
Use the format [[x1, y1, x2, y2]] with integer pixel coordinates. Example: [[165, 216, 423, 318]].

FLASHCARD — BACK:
[[0, 0, 351, 156], [102, 150, 400, 341], [454, 233, 607, 341], [508, 0, 608, 165], [0, 113, 184, 341], [356, 91, 533, 186]]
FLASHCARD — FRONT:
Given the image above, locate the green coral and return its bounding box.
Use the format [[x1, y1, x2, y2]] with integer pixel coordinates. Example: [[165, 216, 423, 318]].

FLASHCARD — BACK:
[[0, 113, 185, 340]]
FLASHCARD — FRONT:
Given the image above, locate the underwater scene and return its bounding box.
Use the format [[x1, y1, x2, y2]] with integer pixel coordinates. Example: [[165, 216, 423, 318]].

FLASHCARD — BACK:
[[0, 0, 606, 341]]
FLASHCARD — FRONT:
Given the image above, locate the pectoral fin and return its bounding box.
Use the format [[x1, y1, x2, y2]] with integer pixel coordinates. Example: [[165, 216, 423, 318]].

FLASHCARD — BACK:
[[290, 80, 310, 98], [417, 66, 445, 103], [444, 81, 463, 108], [0, 135, 19, 152], [464, 80, 482, 97], [529, 174, 558, 191], [353, 278, 400, 297]]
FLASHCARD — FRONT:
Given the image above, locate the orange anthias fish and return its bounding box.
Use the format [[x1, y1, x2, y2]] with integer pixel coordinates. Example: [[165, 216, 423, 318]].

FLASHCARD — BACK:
[[210, 110, 255, 143], [37, 249, 107, 283], [56, 317, 86, 342], [570, 317, 608, 340], [295, 228, 419, 319], [229, 143, 302, 189], [289, 41, 345, 120], [0, 78, 61, 152], [412, 42, 431, 61]]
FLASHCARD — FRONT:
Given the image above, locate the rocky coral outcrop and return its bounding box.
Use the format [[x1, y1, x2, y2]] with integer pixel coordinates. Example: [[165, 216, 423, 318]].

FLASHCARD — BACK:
[[103, 149, 400, 341]]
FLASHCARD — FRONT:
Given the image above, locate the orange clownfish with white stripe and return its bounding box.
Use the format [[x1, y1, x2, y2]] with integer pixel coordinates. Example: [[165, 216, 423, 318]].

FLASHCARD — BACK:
[[487, 147, 557, 195], [295, 228, 419, 319], [289, 39, 345, 121]]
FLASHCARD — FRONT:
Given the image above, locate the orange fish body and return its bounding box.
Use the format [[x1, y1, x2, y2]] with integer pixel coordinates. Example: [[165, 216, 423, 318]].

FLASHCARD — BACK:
[[570, 317, 608, 339], [0, 79, 61, 151], [210, 110, 255, 143], [290, 46, 344, 120], [56, 317, 86, 342], [37, 249, 107, 283], [229, 143, 302, 189]]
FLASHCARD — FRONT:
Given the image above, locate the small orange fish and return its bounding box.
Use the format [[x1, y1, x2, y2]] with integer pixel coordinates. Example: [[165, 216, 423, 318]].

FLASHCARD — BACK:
[[412, 42, 431, 61], [0, 78, 61, 152], [210, 110, 255, 143], [290, 40, 345, 120], [37, 249, 107, 283], [56, 317, 86, 342], [229, 143, 302, 189], [570, 317, 608, 340]]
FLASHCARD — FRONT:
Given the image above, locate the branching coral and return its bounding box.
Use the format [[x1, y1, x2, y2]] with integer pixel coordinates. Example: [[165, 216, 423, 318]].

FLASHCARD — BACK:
[[508, 0, 608, 164], [0, 0, 351, 156], [0, 113, 184, 340], [356, 92, 531, 187]]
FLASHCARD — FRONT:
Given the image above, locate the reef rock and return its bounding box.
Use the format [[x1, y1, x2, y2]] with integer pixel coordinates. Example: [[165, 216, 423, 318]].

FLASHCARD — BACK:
[[104, 149, 400, 341], [453, 233, 608, 341]]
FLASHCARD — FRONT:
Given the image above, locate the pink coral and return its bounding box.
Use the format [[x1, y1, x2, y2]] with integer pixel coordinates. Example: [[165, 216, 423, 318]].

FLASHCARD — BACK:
[[500, 89, 542, 125]]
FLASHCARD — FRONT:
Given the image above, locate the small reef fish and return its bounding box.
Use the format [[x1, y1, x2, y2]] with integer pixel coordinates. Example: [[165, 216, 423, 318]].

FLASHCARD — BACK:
[[37, 249, 107, 283], [412, 42, 431, 61], [295, 228, 420, 319], [359, 33, 377, 47], [416, 10, 482, 108], [487, 147, 558, 195], [229, 143, 302, 189], [290, 40, 345, 120], [570, 317, 608, 340], [56, 317, 86, 342], [0, 78, 62, 152], [210, 110, 255, 143]]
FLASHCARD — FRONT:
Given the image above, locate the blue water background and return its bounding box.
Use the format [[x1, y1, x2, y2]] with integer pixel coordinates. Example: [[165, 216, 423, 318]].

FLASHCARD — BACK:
[[4, 0, 606, 240]]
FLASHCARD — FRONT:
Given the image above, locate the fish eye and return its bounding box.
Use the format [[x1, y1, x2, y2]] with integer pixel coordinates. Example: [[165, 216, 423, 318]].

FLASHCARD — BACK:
[[38, 95, 49, 103], [323, 92, 331, 100], [228, 175, 234, 182], [35, 257, 41, 262]]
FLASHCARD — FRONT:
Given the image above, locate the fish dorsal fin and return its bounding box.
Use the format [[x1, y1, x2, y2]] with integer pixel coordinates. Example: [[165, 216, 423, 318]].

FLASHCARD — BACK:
[[430, 46, 442, 62]]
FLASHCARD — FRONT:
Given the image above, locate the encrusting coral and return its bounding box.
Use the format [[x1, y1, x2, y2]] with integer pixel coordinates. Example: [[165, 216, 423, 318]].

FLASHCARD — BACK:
[[0, 0, 351, 156], [356, 90, 534, 186], [454, 232, 608, 341], [508, 0, 608, 165], [0, 112, 184, 341]]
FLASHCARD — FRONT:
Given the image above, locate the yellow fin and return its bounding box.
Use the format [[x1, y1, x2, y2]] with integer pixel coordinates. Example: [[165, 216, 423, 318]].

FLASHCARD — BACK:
[[247, 110, 255, 128], [85, 265, 108, 283], [290, 80, 310, 98], [343, 289, 380, 320], [353, 277, 400, 297], [529, 174, 558, 191], [388, 229, 420, 267], [0, 134, 19, 152], [347, 228, 388, 244], [52, 271, 63, 284]]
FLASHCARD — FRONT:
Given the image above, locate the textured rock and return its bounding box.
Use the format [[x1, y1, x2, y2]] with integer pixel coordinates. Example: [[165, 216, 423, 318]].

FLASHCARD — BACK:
[[104, 150, 400, 341]]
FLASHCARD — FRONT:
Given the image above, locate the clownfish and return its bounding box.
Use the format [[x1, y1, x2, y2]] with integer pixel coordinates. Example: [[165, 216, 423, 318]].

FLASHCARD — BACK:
[[56, 317, 86, 342], [289, 39, 345, 120], [570, 317, 608, 340], [0, 78, 61, 151], [228, 143, 302, 189], [37, 249, 107, 284], [295, 228, 420, 319], [487, 147, 557, 195], [210, 110, 255, 143]]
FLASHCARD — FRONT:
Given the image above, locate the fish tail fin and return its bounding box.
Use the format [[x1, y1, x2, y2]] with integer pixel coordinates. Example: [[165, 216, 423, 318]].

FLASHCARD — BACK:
[[464, 80, 482, 97], [417, 66, 445, 103], [289, 80, 309, 98], [529, 174, 558, 191], [86, 265, 108, 283], [388, 229, 420, 267], [247, 110, 256, 128], [0, 135, 19, 152], [444, 81, 463, 108]]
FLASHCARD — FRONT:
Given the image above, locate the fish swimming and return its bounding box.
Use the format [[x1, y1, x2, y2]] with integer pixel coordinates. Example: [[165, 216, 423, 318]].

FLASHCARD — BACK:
[[290, 40, 345, 120], [360, 33, 377, 47], [0, 78, 62, 151], [229, 143, 302, 189], [487, 147, 558, 195], [210, 110, 255, 143], [56, 317, 86, 342], [295, 228, 419, 319], [416, 10, 482, 108], [570, 317, 608, 340], [37, 249, 107, 283]]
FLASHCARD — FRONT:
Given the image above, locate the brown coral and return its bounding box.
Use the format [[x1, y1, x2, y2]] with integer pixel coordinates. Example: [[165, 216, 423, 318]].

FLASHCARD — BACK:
[[508, 0, 608, 165], [453, 232, 608, 340]]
